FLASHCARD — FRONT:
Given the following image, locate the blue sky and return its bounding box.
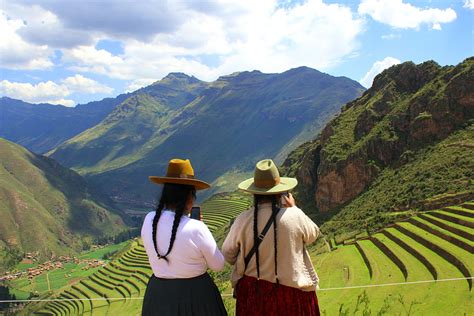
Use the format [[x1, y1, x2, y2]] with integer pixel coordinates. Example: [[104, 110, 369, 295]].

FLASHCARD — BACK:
[[0, 0, 472, 106]]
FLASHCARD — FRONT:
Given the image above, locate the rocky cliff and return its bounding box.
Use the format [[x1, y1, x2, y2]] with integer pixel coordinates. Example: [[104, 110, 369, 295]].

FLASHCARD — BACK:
[[282, 57, 474, 215]]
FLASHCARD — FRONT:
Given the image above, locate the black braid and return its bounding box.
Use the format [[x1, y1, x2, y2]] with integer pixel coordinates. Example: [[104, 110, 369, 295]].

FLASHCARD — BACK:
[[152, 200, 166, 261], [151, 184, 196, 263], [253, 195, 260, 279], [163, 199, 186, 257], [271, 195, 280, 285]]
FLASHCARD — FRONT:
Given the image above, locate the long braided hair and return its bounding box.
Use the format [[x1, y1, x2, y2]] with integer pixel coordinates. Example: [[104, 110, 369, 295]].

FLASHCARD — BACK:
[[152, 183, 196, 262], [253, 194, 280, 284]]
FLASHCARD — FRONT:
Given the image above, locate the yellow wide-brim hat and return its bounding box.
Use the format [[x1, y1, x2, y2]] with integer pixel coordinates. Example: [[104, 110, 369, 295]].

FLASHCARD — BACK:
[[238, 159, 297, 195], [149, 159, 211, 190]]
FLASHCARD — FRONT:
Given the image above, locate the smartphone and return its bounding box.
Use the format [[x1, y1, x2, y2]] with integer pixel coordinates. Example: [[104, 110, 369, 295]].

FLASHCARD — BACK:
[[281, 192, 289, 206], [190, 206, 201, 220]]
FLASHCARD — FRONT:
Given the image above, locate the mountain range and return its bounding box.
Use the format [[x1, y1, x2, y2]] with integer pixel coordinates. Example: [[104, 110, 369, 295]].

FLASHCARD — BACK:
[[0, 66, 364, 266], [3, 58, 471, 269], [0, 94, 130, 154], [44, 67, 364, 208]]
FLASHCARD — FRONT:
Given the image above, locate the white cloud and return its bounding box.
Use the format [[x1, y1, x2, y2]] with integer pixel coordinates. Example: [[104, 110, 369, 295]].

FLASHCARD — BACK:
[[0, 75, 113, 106], [43, 99, 76, 107], [125, 79, 158, 93], [358, 0, 457, 30], [61, 74, 113, 94], [0, 80, 71, 105], [0, 10, 53, 69], [464, 0, 474, 9], [58, 0, 364, 82], [2, 0, 365, 84], [360, 57, 401, 88]]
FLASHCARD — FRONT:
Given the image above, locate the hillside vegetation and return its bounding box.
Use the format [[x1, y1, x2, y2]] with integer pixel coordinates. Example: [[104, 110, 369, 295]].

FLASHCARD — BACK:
[[0, 138, 127, 271], [281, 57, 474, 234]]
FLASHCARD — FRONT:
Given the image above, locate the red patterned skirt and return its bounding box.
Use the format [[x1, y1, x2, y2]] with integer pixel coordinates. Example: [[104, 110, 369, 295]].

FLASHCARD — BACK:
[[235, 276, 320, 316]]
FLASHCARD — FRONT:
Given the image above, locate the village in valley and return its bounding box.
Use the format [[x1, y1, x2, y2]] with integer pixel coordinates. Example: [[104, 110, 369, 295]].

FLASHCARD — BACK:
[[1, 248, 108, 282]]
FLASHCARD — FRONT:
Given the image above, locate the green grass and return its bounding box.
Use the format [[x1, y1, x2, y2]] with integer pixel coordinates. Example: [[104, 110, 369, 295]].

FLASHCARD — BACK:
[[431, 210, 474, 224], [411, 216, 473, 246], [79, 241, 129, 260], [372, 233, 432, 282], [357, 240, 405, 283], [308, 200, 474, 315], [420, 213, 474, 239], [312, 235, 473, 314], [396, 222, 473, 274], [384, 227, 463, 280], [201, 198, 251, 235]]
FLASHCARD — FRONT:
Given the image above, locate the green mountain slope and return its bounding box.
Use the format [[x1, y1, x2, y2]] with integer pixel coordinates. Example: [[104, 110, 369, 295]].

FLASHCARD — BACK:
[[0, 138, 127, 271], [49, 67, 364, 208], [0, 95, 129, 154], [281, 57, 474, 232]]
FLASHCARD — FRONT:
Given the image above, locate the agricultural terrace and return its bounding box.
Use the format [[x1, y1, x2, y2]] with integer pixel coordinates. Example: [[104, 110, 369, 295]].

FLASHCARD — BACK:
[[27, 199, 473, 315], [313, 201, 473, 315], [201, 198, 252, 234]]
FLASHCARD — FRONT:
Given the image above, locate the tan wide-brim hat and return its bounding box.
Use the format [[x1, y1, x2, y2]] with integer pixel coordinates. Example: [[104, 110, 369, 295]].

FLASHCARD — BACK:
[[238, 159, 297, 195], [149, 159, 211, 190]]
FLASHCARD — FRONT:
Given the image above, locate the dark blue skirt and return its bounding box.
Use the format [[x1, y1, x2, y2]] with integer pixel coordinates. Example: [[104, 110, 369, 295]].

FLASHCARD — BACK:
[[141, 272, 227, 316]]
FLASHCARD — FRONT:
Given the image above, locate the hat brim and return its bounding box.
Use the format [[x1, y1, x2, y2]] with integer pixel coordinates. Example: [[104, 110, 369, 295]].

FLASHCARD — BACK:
[[148, 176, 211, 190], [238, 177, 297, 195]]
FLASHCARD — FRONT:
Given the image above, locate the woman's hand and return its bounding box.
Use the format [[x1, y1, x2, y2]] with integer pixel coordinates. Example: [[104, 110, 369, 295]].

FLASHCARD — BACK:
[[282, 193, 296, 207]]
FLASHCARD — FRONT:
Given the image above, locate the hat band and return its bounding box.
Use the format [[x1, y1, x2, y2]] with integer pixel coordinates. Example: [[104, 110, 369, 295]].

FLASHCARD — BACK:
[[254, 177, 280, 189], [166, 173, 195, 179]]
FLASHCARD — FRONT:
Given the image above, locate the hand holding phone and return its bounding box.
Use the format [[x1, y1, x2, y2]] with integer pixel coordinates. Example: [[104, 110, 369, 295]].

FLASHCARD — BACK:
[[281, 192, 296, 208], [190, 206, 202, 220]]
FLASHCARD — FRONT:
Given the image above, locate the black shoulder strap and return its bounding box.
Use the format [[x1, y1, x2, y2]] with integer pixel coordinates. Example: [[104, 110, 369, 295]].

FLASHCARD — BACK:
[[244, 210, 277, 269]]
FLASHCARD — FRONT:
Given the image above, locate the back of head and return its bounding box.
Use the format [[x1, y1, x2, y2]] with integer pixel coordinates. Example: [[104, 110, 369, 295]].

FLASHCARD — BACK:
[[159, 183, 196, 210], [151, 183, 196, 262]]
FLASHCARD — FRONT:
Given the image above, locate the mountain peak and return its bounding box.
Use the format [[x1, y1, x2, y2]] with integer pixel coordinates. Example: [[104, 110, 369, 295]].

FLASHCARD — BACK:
[[371, 60, 441, 93], [215, 70, 268, 84], [164, 72, 192, 79], [283, 66, 323, 75], [155, 72, 202, 86]]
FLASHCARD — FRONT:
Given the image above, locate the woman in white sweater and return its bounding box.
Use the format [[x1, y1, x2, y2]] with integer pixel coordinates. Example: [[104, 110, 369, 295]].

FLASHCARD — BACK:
[[222, 159, 321, 316], [141, 159, 227, 315]]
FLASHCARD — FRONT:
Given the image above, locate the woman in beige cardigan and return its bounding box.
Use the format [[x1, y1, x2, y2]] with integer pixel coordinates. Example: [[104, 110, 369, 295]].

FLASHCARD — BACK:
[[222, 159, 321, 316]]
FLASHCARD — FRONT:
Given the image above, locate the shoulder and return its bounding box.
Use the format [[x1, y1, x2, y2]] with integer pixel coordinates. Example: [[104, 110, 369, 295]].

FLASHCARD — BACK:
[[228, 207, 254, 231], [144, 211, 156, 222], [281, 206, 312, 222], [235, 208, 254, 223], [141, 211, 157, 228], [183, 218, 210, 236], [286, 206, 305, 216], [141, 211, 156, 239]]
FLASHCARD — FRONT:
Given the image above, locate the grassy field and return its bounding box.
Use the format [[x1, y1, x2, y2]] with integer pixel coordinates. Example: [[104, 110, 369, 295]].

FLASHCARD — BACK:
[[19, 200, 474, 315], [313, 202, 473, 315]]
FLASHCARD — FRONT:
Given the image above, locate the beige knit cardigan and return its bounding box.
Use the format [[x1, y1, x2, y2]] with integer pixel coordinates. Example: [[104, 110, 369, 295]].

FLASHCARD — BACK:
[[221, 203, 320, 291]]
